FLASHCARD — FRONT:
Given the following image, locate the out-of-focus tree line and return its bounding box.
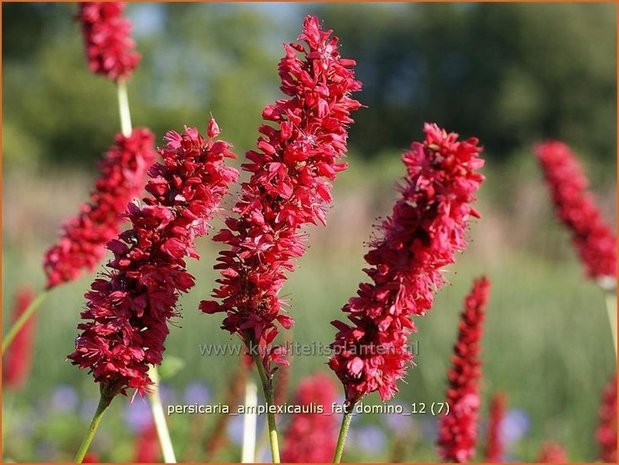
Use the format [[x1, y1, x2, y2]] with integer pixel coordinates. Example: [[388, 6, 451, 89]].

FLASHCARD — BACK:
[[3, 2, 616, 173]]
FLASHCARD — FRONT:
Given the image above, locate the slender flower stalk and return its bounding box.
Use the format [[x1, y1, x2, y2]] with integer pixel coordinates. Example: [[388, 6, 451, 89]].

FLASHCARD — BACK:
[[281, 372, 338, 463], [328, 125, 485, 460], [148, 366, 176, 463], [200, 16, 361, 462], [333, 410, 354, 464], [537, 442, 567, 462], [437, 277, 492, 463], [597, 373, 617, 462], [69, 122, 238, 459], [3, 287, 37, 389], [78, 2, 140, 82], [535, 141, 616, 285], [117, 79, 133, 137], [483, 392, 507, 463], [241, 379, 258, 463], [75, 389, 114, 463]]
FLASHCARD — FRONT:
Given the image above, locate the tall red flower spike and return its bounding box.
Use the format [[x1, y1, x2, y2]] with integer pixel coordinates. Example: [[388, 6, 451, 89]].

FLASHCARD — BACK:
[[437, 277, 492, 463], [78, 2, 141, 81], [200, 15, 362, 376], [537, 442, 567, 463], [281, 372, 339, 462], [597, 373, 617, 463], [535, 141, 616, 287], [44, 129, 156, 289], [3, 286, 37, 390], [329, 125, 485, 406], [68, 121, 238, 397], [482, 391, 507, 463]]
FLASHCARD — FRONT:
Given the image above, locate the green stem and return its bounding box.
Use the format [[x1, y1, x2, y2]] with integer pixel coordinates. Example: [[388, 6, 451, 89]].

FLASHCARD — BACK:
[[2, 290, 48, 355], [333, 406, 355, 463], [604, 291, 617, 358], [74, 392, 113, 463], [116, 78, 132, 137], [252, 351, 280, 463], [148, 366, 177, 463]]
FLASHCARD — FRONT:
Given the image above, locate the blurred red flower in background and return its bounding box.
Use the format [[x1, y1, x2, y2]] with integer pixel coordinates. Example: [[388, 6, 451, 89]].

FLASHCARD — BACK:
[[44, 129, 156, 289], [3, 286, 37, 390], [535, 141, 616, 287], [281, 372, 339, 462], [437, 277, 492, 463], [78, 2, 141, 81]]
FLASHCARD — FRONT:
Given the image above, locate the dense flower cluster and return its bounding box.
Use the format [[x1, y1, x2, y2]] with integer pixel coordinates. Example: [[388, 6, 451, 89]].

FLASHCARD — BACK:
[[281, 372, 338, 462], [535, 141, 616, 286], [78, 2, 141, 81], [483, 392, 507, 462], [44, 129, 155, 289], [200, 16, 362, 375], [329, 124, 485, 405], [597, 373, 617, 462], [3, 287, 37, 390], [537, 442, 567, 462], [68, 122, 238, 397], [437, 277, 491, 463]]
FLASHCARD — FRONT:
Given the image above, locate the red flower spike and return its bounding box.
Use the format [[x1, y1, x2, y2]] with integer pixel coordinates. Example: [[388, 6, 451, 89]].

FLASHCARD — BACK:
[[597, 373, 617, 462], [329, 124, 485, 406], [537, 442, 568, 463], [200, 15, 362, 376], [281, 372, 339, 462], [482, 391, 507, 463], [44, 129, 156, 289], [78, 2, 141, 81], [437, 277, 492, 463], [68, 122, 238, 397], [535, 141, 616, 287], [3, 286, 37, 390]]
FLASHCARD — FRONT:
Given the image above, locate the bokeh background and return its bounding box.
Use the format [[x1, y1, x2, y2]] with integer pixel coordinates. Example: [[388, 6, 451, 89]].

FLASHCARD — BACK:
[[2, 2, 617, 463]]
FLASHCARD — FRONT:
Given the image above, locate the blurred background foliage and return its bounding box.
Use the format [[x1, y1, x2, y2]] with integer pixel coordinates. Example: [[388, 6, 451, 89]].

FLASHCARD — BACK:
[[3, 2, 616, 172], [2, 2, 617, 463]]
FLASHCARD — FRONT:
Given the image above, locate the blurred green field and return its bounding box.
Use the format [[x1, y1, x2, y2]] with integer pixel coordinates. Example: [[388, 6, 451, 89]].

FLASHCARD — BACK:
[[2, 150, 616, 462]]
